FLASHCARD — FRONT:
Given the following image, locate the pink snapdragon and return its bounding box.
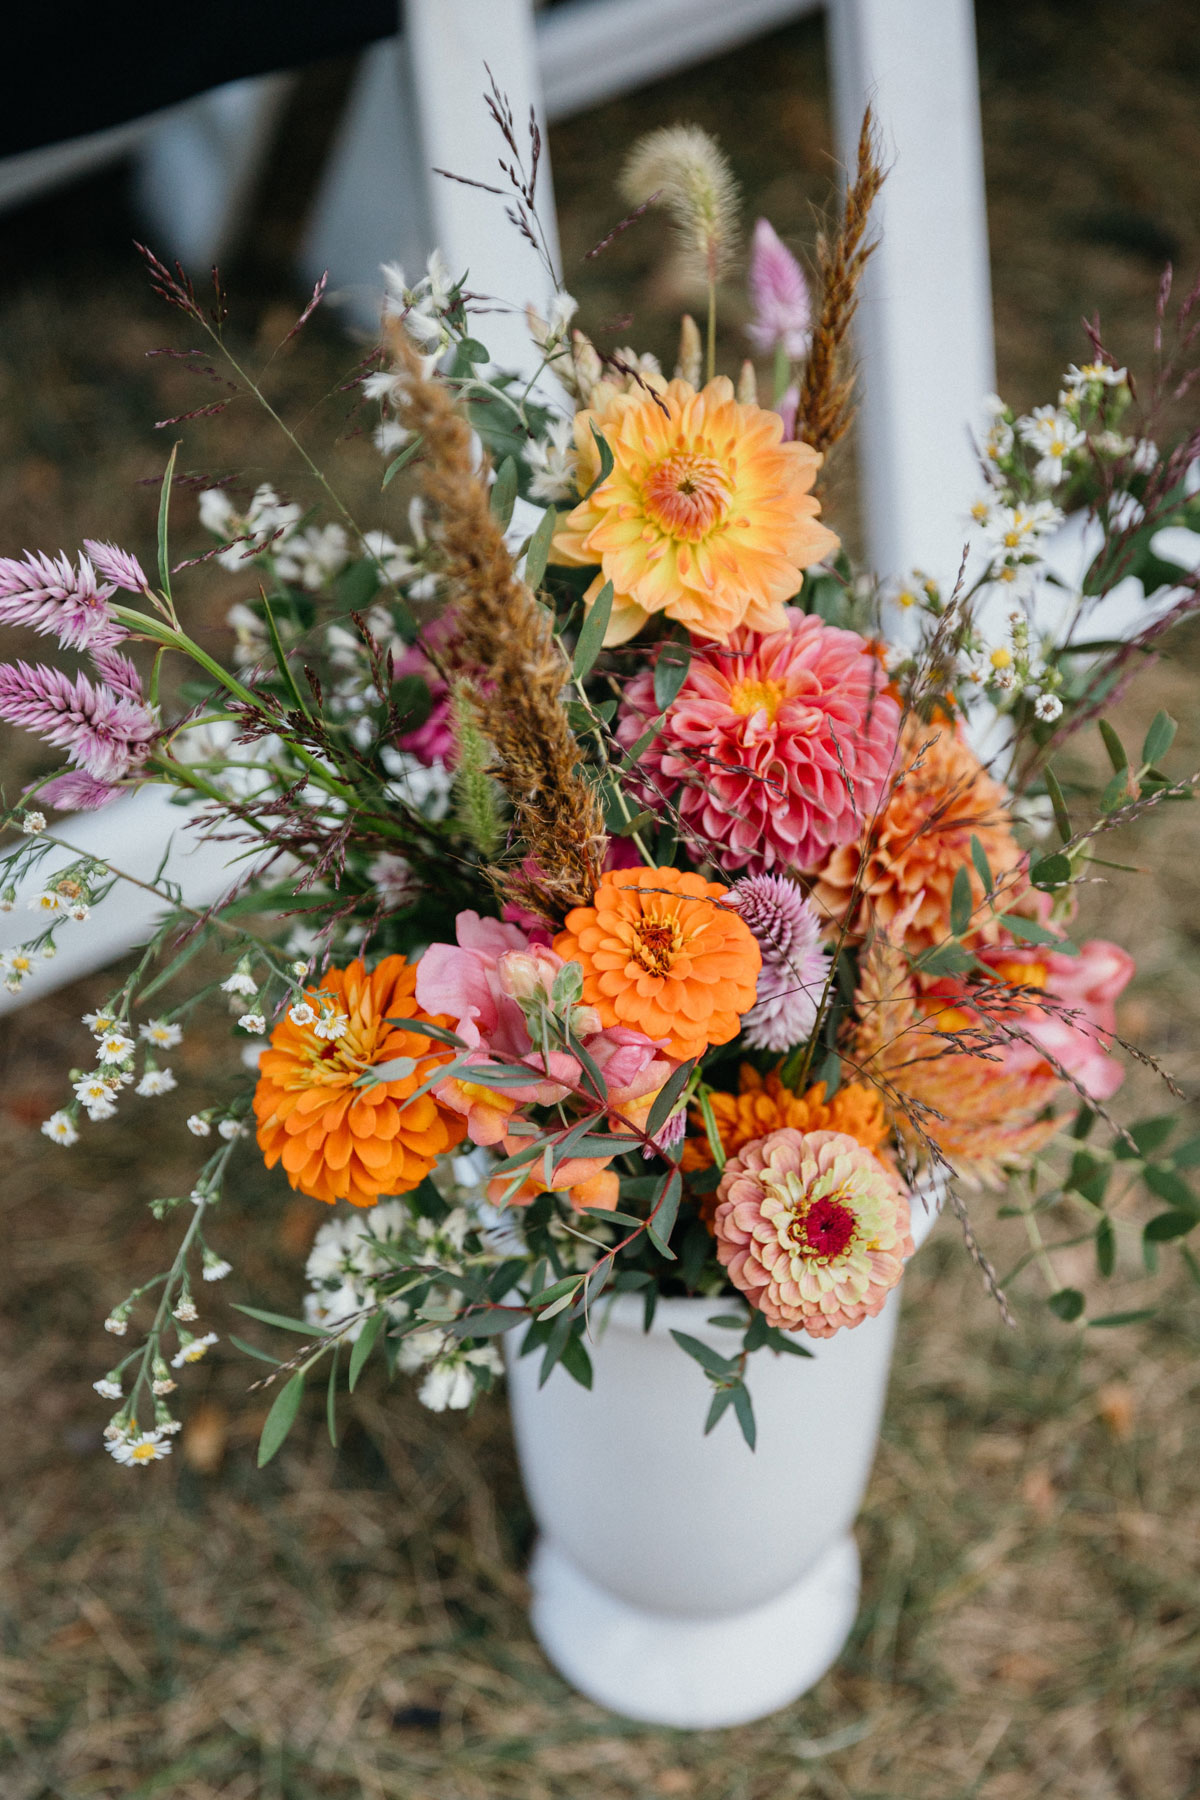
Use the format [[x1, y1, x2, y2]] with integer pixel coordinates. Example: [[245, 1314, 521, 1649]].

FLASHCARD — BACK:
[[746, 219, 812, 360], [0, 659, 158, 785], [0, 550, 124, 652]]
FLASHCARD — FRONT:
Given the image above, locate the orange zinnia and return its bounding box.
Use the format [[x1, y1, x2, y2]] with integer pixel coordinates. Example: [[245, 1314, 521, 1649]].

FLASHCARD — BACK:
[[682, 1066, 890, 1174], [254, 956, 465, 1208], [554, 865, 761, 1062], [550, 376, 838, 646]]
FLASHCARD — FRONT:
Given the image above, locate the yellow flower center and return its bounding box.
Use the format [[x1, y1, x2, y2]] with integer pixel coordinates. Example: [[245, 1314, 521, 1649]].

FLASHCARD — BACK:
[[989, 647, 1013, 670], [729, 676, 786, 724], [129, 1441, 159, 1462], [641, 452, 732, 542], [630, 913, 683, 976]]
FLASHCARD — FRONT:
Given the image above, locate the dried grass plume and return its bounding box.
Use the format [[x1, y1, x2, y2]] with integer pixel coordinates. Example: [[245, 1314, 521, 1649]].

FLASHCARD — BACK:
[[620, 124, 741, 287]]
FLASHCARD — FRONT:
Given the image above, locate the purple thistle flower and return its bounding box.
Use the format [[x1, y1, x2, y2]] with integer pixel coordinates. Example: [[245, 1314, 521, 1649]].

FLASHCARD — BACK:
[[82, 539, 149, 595], [0, 660, 159, 782], [38, 769, 122, 810], [729, 872, 830, 1054], [0, 551, 125, 652], [746, 218, 812, 360]]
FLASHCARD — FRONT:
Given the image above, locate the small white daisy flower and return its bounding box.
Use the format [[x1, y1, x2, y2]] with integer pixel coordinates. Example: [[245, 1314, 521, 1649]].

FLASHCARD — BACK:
[[171, 1332, 218, 1368], [186, 1115, 212, 1137], [29, 889, 66, 915], [41, 1111, 79, 1147], [202, 1254, 232, 1282], [93, 1376, 123, 1400], [173, 1298, 199, 1323], [220, 969, 258, 999], [136, 1068, 177, 1097], [288, 1001, 316, 1027], [21, 811, 46, 835], [68, 902, 90, 922], [83, 1010, 118, 1035], [140, 1018, 183, 1049], [104, 1314, 129, 1336], [85, 1098, 118, 1122], [107, 1431, 172, 1466], [1034, 692, 1064, 722], [96, 1031, 135, 1065], [312, 1010, 349, 1042], [238, 1012, 266, 1035]]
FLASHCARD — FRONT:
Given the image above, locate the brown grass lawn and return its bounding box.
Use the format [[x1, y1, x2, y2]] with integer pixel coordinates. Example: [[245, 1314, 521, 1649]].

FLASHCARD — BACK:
[[2, 3, 1199, 1795]]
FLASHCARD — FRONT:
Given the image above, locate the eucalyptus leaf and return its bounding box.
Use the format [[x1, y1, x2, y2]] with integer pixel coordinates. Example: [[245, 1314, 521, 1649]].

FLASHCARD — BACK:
[[257, 1373, 305, 1467], [523, 505, 557, 589], [572, 580, 613, 682]]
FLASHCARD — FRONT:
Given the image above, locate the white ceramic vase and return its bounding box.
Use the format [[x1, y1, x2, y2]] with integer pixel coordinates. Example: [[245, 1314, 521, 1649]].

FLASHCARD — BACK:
[[504, 1184, 941, 1728]]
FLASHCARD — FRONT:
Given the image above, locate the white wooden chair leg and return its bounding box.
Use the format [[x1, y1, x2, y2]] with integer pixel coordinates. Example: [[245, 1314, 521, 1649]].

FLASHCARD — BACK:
[[827, 0, 995, 587], [133, 74, 294, 269], [302, 1, 558, 365]]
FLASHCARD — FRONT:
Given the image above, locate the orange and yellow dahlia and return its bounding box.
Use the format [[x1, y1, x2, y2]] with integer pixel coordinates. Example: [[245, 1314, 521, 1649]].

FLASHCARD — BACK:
[[554, 865, 761, 1062], [254, 956, 465, 1208], [550, 375, 839, 646], [682, 1066, 889, 1174], [811, 716, 1025, 954]]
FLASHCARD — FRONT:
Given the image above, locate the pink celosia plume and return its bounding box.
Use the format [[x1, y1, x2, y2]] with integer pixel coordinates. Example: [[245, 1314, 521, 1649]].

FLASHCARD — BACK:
[[37, 770, 123, 810], [616, 610, 900, 875], [729, 871, 831, 1052], [746, 219, 812, 360], [0, 550, 124, 651], [81, 540, 149, 595], [0, 660, 159, 782]]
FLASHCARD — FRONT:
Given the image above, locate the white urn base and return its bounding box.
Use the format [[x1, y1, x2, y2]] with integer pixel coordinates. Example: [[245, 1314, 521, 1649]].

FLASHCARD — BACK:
[[528, 1530, 861, 1729]]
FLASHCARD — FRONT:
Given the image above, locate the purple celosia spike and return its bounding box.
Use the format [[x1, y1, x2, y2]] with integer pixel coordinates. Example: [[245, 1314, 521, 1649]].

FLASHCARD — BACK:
[[0, 659, 158, 782], [746, 218, 812, 360], [775, 382, 800, 442], [82, 539, 149, 594], [90, 646, 144, 703], [729, 872, 831, 1054], [0, 550, 125, 652], [38, 769, 123, 810]]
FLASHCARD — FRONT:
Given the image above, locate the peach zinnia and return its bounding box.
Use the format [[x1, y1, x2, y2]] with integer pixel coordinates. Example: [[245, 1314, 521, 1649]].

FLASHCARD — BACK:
[[713, 1128, 913, 1337], [812, 716, 1024, 953], [551, 376, 838, 646], [254, 956, 465, 1208], [553, 865, 761, 1062]]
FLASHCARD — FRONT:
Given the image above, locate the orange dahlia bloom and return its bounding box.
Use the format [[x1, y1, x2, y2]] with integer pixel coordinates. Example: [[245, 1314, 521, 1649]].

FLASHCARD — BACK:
[[550, 376, 839, 646], [553, 865, 761, 1062], [851, 942, 1060, 1181], [811, 717, 1025, 954], [254, 956, 465, 1208], [682, 1066, 889, 1174]]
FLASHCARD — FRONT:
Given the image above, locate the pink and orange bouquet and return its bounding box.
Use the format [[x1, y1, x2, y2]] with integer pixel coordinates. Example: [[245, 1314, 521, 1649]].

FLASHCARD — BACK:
[[2, 120, 1199, 1463]]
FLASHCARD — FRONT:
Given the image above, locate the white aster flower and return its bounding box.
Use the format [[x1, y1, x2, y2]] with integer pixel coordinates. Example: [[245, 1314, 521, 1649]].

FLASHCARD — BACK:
[[173, 1297, 199, 1322], [220, 969, 258, 999], [85, 1098, 118, 1122], [136, 1068, 177, 1097], [96, 1031, 135, 1065], [29, 889, 66, 915], [198, 488, 238, 535], [41, 1111, 79, 1147], [217, 1118, 245, 1141], [202, 1253, 232, 1282], [103, 1314, 129, 1336], [21, 810, 47, 834], [68, 902, 90, 922], [74, 1074, 115, 1106], [152, 1377, 177, 1396], [186, 1114, 211, 1138], [171, 1331, 218, 1368], [1130, 437, 1159, 474], [1034, 692, 1064, 722], [304, 1282, 368, 1338], [139, 1018, 183, 1049], [1017, 405, 1087, 488], [93, 1376, 123, 1400], [83, 1010, 119, 1035], [288, 1001, 316, 1027], [107, 1431, 172, 1466], [523, 412, 578, 502], [312, 1009, 349, 1042], [1063, 360, 1127, 392], [238, 1012, 266, 1035]]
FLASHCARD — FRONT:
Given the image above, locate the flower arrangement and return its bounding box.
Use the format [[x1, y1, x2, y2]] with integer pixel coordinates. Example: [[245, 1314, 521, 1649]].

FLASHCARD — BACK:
[[3, 109, 1199, 1466]]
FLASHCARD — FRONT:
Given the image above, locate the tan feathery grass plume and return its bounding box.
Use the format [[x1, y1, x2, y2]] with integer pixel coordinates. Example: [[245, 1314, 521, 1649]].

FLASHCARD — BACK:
[[385, 325, 606, 920], [620, 125, 740, 289], [795, 108, 886, 463]]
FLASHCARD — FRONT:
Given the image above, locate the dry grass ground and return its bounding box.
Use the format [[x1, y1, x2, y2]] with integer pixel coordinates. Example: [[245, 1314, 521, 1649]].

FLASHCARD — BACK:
[[1, 3, 1199, 1795]]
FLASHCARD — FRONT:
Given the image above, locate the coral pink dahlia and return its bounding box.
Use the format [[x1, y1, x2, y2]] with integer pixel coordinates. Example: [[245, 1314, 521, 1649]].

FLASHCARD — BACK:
[[712, 1128, 913, 1337], [616, 610, 900, 875]]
